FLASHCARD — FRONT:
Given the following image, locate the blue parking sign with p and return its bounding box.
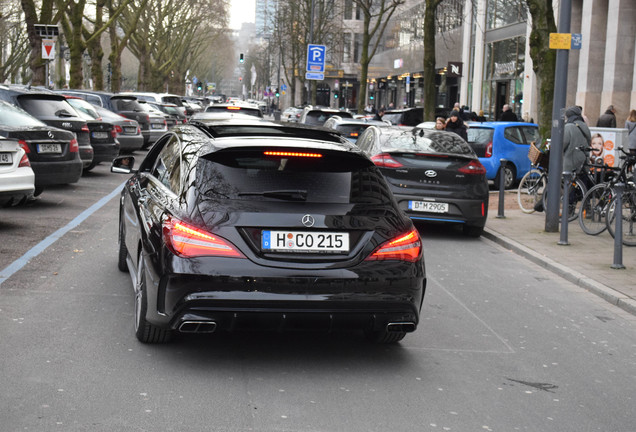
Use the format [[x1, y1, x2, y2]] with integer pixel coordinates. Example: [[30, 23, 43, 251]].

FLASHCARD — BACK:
[[307, 44, 326, 73]]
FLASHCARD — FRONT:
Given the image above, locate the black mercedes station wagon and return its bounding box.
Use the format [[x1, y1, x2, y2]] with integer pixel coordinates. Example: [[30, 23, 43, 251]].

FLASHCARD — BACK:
[[112, 119, 426, 344]]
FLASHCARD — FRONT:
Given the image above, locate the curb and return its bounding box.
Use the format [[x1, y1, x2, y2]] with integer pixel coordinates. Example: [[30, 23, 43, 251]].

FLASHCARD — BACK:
[[483, 227, 636, 317]]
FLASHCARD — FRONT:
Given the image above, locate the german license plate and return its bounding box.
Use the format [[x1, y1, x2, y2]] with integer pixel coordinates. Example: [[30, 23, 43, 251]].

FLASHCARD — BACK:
[[37, 143, 62, 153], [151, 123, 164, 129], [262, 231, 349, 253], [92, 131, 109, 139], [0, 153, 12, 164], [124, 127, 137, 133], [409, 200, 449, 213]]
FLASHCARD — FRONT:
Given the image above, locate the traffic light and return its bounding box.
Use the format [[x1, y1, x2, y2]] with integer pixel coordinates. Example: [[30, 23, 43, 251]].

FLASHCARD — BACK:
[[197, 82, 202, 91], [275, 88, 280, 98], [334, 92, 338, 99], [239, 53, 244, 63]]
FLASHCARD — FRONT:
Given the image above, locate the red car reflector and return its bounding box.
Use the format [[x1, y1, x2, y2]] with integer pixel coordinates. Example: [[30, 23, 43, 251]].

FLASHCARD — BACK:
[[264, 151, 322, 158], [18, 153, 31, 167], [69, 138, 79, 153], [163, 218, 245, 258], [18, 139, 30, 153], [459, 160, 487, 175], [485, 141, 493, 157], [366, 228, 422, 263], [371, 153, 403, 168]]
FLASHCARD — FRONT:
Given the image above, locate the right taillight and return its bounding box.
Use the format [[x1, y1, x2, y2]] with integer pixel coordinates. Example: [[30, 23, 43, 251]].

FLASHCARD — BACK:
[[18, 139, 30, 153], [371, 153, 403, 168], [18, 153, 31, 167], [459, 160, 487, 175], [366, 228, 422, 262], [485, 141, 493, 157], [69, 138, 79, 153], [114, 125, 123, 134]]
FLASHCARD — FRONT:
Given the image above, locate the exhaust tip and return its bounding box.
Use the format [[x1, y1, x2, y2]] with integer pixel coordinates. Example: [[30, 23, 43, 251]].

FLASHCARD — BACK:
[[179, 321, 217, 333], [387, 322, 416, 333]]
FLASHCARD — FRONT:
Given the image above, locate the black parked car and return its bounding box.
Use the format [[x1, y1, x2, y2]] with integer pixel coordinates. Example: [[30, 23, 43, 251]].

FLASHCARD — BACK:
[[356, 125, 489, 237], [0, 85, 93, 170], [64, 96, 120, 171], [0, 101, 82, 195], [111, 119, 426, 344]]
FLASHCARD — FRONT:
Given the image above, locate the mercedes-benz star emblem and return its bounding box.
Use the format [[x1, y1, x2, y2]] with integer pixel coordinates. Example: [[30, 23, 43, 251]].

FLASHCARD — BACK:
[[301, 214, 315, 227], [48, 131, 55, 139]]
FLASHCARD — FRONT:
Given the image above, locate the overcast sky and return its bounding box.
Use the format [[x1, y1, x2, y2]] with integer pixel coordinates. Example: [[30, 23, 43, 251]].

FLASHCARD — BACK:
[[229, 0, 256, 30]]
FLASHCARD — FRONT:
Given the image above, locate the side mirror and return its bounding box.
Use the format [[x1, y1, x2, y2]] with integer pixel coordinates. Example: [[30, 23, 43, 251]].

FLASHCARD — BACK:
[[111, 155, 136, 174]]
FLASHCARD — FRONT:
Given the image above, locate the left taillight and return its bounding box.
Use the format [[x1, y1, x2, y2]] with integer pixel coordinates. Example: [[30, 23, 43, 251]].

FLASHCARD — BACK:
[[18, 139, 30, 153], [366, 228, 422, 263], [162, 217, 245, 258], [18, 153, 31, 167], [69, 138, 79, 153], [459, 159, 487, 175], [371, 153, 403, 168]]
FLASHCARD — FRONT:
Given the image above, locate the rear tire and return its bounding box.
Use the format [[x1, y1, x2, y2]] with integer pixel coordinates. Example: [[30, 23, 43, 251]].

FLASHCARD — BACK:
[[83, 161, 99, 171], [606, 191, 636, 246], [517, 169, 545, 213], [117, 216, 128, 272], [134, 257, 172, 343]]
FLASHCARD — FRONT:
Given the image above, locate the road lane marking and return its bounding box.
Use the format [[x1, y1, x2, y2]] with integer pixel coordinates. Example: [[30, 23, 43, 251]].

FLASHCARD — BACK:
[[0, 182, 126, 286]]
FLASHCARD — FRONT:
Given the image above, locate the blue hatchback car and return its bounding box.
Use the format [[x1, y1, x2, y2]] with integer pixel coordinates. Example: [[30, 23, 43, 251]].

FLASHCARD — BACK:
[[466, 121, 539, 189]]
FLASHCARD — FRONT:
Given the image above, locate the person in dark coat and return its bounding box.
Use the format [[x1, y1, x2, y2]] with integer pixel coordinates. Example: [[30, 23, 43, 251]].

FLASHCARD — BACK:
[[445, 110, 467, 141], [563, 105, 591, 174], [373, 107, 385, 121], [596, 105, 617, 128], [499, 104, 518, 121]]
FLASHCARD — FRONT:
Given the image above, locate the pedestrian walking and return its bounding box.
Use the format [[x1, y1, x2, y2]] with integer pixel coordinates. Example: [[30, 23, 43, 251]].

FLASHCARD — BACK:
[[596, 105, 617, 128], [445, 110, 467, 140], [499, 104, 518, 121], [625, 109, 636, 152]]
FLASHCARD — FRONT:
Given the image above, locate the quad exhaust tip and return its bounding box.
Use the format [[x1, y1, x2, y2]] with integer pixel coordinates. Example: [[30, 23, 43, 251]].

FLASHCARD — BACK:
[[387, 322, 416, 333], [178, 321, 217, 333]]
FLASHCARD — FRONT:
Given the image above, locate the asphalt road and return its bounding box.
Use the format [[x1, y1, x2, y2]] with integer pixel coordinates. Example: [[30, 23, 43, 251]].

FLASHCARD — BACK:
[[1, 163, 635, 431]]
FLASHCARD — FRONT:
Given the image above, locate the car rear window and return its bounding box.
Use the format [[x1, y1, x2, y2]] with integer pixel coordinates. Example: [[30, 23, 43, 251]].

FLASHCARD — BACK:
[[205, 106, 263, 117], [17, 96, 78, 118], [111, 98, 144, 112], [467, 127, 494, 144], [0, 103, 46, 126], [196, 148, 390, 205], [381, 112, 403, 125], [161, 96, 183, 106], [381, 130, 475, 156], [337, 124, 373, 140]]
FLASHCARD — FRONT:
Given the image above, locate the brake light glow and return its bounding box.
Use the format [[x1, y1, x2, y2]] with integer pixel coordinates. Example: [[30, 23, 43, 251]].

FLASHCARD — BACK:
[[18, 139, 29, 153], [459, 160, 487, 175], [371, 153, 403, 168], [227, 106, 242, 110], [18, 154, 31, 167], [366, 228, 422, 263], [264, 151, 323, 158], [81, 124, 90, 132], [69, 138, 79, 153], [485, 141, 493, 157], [163, 218, 245, 258]]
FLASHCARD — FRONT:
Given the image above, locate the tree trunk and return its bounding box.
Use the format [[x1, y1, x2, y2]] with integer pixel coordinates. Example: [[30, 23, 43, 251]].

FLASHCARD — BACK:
[[422, 0, 442, 123]]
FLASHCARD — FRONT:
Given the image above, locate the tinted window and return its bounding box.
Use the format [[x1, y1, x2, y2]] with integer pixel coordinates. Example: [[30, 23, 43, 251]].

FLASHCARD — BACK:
[[197, 149, 389, 204], [18, 97, 78, 118], [337, 124, 373, 140], [161, 96, 183, 107], [520, 126, 539, 144], [504, 127, 523, 144], [151, 136, 182, 193], [0, 102, 46, 126], [111, 99, 144, 112], [403, 109, 424, 126], [381, 112, 403, 125]]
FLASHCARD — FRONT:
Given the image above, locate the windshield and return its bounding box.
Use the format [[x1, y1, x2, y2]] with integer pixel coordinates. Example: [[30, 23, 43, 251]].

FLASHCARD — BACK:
[[0, 102, 46, 127]]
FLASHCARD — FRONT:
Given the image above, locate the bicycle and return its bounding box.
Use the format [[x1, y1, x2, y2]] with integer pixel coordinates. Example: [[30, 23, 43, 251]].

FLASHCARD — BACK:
[[604, 149, 636, 245]]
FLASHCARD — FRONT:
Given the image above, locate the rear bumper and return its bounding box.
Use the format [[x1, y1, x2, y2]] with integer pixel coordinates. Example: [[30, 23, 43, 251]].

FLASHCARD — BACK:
[[143, 254, 426, 334], [394, 193, 488, 227], [117, 135, 144, 152], [142, 129, 166, 145], [31, 159, 82, 186], [91, 141, 121, 163], [0, 168, 34, 206]]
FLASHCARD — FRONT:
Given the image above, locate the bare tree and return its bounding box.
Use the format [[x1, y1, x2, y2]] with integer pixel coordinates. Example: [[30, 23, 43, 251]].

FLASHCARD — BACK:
[[0, 1, 30, 82], [422, 0, 442, 121], [352, 0, 405, 113]]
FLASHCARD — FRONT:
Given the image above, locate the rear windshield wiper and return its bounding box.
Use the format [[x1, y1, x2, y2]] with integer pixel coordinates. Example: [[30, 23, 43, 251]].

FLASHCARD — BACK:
[[55, 109, 74, 117], [238, 189, 308, 201]]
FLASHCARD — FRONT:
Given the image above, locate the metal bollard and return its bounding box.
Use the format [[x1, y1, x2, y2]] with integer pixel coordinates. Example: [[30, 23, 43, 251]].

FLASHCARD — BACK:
[[497, 159, 507, 219], [558, 171, 571, 245], [611, 182, 625, 269]]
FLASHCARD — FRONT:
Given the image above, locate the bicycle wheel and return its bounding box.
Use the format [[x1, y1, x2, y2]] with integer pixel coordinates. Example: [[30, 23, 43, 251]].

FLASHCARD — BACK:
[[543, 177, 586, 222], [517, 169, 546, 213], [606, 189, 636, 246], [578, 183, 613, 235]]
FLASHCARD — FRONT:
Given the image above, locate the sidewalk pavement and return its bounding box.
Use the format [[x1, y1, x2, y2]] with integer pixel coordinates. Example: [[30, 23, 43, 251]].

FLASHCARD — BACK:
[[484, 191, 636, 316]]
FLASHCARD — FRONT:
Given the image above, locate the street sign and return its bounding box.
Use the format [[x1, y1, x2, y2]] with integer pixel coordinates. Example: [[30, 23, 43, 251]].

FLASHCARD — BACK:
[[306, 44, 326, 73], [549, 33, 571, 49], [571, 33, 583, 50], [281, 84, 287, 91], [305, 72, 324, 81], [34, 24, 59, 38], [41, 39, 55, 60]]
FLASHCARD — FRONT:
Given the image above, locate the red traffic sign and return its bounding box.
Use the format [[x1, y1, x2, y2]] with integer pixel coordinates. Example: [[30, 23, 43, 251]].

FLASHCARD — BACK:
[[41, 39, 56, 60]]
